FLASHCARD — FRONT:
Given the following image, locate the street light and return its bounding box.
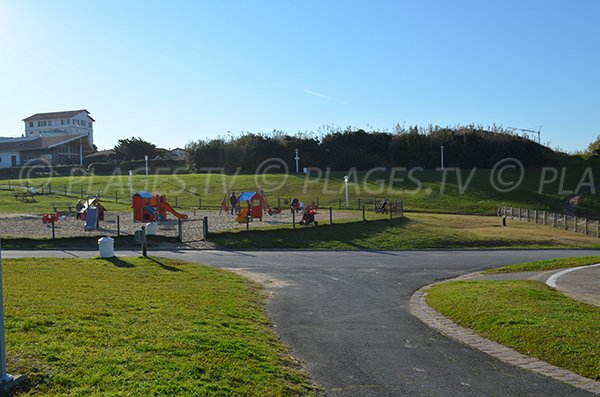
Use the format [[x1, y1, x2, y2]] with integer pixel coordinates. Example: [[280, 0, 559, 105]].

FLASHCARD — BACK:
[[343, 175, 349, 208], [294, 149, 300, 173], [144, 155, 149, 176], [128, 170, 133, 195]]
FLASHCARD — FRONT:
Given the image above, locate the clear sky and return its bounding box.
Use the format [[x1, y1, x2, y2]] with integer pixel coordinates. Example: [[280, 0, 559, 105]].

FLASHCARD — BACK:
[[0, 0, 598, 151]]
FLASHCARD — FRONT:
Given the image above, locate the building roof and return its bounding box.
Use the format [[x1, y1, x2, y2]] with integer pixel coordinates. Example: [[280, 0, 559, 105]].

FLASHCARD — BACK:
[[22, 109, 95, 122], [0, 134, 93, 152]]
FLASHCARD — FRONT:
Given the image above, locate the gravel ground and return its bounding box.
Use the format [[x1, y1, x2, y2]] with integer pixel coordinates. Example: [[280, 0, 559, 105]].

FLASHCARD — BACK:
[[0, 208, 359, 248]]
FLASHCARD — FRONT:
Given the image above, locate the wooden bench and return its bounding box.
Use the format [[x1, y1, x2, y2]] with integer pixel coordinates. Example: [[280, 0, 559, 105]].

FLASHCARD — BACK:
[[50, 202, 74, 213], [13, 192, 36, 202]]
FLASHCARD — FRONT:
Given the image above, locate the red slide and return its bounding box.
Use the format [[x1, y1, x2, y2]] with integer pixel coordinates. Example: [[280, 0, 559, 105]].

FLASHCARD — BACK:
[[162, 202, 189, 219]]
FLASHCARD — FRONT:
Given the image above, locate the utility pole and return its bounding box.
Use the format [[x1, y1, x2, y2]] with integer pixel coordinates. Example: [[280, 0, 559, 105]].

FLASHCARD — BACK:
[[294, 149, 300, 173], [144, 155, 149, 176], [440, 145, 444, 170], [343, 175, 349, 208]]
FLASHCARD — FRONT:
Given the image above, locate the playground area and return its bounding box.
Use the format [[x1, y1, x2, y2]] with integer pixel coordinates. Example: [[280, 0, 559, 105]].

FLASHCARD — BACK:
[[0, 207, 360, 241]]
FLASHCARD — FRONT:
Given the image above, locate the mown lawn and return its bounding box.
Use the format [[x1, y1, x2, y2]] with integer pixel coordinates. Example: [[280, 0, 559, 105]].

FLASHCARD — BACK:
[[210, 213, 600, 250], [483, 255, 600, 274], [4, 257, 315, 396], [426, 280, 600, 380], [2, 161, 600, 215]]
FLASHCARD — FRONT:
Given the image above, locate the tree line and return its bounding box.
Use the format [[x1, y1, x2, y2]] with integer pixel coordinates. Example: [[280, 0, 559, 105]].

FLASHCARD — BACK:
[[185, 125, 554, 172]]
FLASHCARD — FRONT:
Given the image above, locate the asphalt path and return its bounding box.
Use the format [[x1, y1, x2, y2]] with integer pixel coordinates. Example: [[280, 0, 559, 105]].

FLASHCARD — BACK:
[[4, 249, 599, 396]]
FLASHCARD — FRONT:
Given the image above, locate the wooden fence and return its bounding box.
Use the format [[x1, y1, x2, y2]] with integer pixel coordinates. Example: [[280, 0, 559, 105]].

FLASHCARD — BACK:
[[499, 206, 600, 238]]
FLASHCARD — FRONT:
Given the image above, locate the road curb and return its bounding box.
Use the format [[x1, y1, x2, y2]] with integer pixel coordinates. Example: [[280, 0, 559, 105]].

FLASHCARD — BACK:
[[409, 273, 600, 396]]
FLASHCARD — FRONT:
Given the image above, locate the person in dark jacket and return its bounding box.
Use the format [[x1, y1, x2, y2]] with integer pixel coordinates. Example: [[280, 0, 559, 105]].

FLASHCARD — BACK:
[[229, 192, 237, 215]]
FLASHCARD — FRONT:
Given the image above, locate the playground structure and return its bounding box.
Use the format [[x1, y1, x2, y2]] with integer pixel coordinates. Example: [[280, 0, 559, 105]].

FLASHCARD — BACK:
[[132, 191, 188, 222], [233, 191, 281, 223], [299, 203, 318, 226], [80, 197, 106, 231]]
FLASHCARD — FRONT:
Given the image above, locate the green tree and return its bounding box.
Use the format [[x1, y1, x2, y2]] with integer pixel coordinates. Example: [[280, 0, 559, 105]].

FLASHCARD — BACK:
[[114, 137, 158, 161], [585, 135, 600, 155]]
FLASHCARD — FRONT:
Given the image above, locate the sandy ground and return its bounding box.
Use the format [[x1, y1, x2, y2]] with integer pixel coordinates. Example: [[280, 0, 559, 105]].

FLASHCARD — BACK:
[[0, 208, 358, 245]]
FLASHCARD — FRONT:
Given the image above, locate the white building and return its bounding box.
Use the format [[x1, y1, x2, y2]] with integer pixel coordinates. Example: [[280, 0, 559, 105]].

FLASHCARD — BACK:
[[22, 109, 95, 145]]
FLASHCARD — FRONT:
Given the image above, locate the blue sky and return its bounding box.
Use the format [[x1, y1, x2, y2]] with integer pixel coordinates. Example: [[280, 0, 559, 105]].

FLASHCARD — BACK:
[[0, 0, 598, 151]]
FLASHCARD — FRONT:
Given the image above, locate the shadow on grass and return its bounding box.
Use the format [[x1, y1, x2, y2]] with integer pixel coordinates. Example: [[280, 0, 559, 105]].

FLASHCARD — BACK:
[[147, 256, 183, 272], [99, 256, 135, 268], [210, 217, 410, 250]]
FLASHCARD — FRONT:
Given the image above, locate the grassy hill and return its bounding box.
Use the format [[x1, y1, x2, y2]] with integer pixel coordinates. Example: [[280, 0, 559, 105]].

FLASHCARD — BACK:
[[1, 161, 599, 216]]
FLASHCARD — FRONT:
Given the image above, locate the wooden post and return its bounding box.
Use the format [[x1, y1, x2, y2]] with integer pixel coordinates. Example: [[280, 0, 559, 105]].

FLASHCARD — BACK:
[[292, 211, 295, 229], [117, 215, 120, 236], [518, 208, 522, 221], [246, 208, 250, 231], [177, 219, 183, 242], [584, 218, 588, 235], [574, 216, 577, 233], [203, 216, 209, 240], [564, 215, 568, 230], [362, 205, 366, 221], [141, 226, 147, 257], [329, 207, 333, 225], [543, 211, 546, 226], [553, 213, 557, 228], [51, 220, 55, 240]]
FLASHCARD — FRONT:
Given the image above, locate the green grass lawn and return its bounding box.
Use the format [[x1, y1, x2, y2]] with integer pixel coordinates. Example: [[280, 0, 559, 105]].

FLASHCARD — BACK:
[[2, 162, 600, 215], [4, 257, 315, 396], [426, 280, 600, 380], [210, 213, 600, 250], [483, 255, 600, 274]]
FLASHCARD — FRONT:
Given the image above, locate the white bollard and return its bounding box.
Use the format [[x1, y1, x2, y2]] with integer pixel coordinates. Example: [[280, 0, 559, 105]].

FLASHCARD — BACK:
[[98, 237, 114, 258]]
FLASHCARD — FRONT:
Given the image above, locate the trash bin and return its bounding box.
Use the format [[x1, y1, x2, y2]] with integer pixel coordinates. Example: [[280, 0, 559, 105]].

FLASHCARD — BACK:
[[98, 237, 114, 258], [146, 222, 158, 235]]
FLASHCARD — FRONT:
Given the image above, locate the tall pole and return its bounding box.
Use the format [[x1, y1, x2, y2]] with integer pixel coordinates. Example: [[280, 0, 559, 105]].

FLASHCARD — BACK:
[[440, 145, 444, 170], [343, 176, 349, 208], [144, 155, 149, 176], [0, 240, 14, 385], [128, 170, 133, 195], [294, 149, 300, 173]]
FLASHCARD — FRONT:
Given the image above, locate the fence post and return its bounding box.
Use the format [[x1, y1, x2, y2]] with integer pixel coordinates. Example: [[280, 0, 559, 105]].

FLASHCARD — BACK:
[[51, 220, 55, 240], [292, 211, 295, 229], [518, 208, 521, 221], [329, 207, 333, 225], [574, 216, 577, 233], [142, 226, 147, 257], [584, 218, 588, 235], [564, 215, 568, 230], [399, 200, 404, 216], [553, 213, 557, 228], [534, 210, 537, 224], [203, 216, 209, 240], [117, 215, 120, 236], [362, 205, 366, 222], [543, 211, 546, 226], [177, 219, 183, 242]]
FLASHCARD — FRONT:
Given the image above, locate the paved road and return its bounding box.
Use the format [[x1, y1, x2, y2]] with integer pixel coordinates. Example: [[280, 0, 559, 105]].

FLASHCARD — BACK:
[[4, 249, 599, 396]]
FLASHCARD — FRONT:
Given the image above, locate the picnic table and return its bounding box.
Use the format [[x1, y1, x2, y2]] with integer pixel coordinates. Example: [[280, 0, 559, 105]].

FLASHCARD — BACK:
[[13, 191, 36, 202]]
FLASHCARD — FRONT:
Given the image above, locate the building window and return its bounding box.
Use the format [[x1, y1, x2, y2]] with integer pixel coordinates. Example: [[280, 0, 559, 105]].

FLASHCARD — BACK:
[[28, 121, 33, 127], [67, 119, 70, 124]]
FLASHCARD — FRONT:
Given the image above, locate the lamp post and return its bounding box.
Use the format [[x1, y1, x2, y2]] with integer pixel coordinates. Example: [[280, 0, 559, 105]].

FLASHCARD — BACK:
[[144, 155, 149, 176], [440, 145, 444, 171], [294, 149, 300, 173], [343, 175, 349, 208], [129, 170, 133, 195], [0, 240, 14, 386]]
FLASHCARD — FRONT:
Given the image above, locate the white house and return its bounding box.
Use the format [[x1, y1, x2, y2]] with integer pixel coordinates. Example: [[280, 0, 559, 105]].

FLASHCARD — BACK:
[[22, 109, 95, 145]]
